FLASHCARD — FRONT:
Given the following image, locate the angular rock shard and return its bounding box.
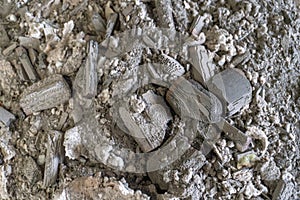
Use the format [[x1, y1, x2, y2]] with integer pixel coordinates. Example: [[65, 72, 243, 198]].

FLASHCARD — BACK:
[[2, 42, 17, 56], [231, 50, 251, 67], [166, 77, 222, 123], [83, 40, 98, 98], [20, 74, 71, 115], [90, 12, 106, 35], [15, 46, 39, 82], [105, 13, 118, 38], [0, 107, 15, 127], [188, 45, 215, 86], [208, 68, 252, 116], [190, 15, 205, 38], [43, 131, 63, 188]]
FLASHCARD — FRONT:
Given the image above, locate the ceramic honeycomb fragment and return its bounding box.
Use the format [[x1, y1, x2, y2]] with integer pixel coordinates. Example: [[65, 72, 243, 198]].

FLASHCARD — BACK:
[[19, 74, 71, 115], [43, 130, 63, 187], [158, 54, 185, 79], [208, 68, 252, 116]]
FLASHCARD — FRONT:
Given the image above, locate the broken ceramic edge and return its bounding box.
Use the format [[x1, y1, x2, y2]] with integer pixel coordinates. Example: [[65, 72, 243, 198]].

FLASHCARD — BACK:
[[0, 107, 16, 127], [19, 74, 71, 115], [207, 68, 252, 116]]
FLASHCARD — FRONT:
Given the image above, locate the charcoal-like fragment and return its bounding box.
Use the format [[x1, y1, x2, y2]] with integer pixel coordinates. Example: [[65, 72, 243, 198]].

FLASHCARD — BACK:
[[20, 74, 71, 115]]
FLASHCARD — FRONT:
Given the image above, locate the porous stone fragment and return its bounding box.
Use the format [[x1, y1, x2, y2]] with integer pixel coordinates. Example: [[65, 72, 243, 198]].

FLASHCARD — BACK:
[[148, 147, 206, 198], [260, 160, 281, 182], [19, 74, 71, 115], [171, 0, 188, 31]]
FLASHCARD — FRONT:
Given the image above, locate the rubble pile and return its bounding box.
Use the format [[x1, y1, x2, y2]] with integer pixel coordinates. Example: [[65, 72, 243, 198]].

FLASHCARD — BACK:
[[0, 0, 299, 199]]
